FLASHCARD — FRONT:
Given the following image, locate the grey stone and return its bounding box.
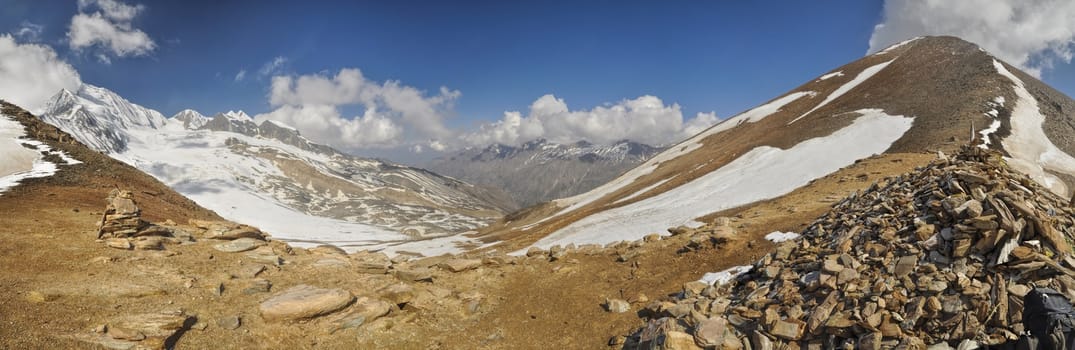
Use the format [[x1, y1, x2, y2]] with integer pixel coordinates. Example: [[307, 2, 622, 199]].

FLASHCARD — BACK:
[[259, 285, 354, 322]]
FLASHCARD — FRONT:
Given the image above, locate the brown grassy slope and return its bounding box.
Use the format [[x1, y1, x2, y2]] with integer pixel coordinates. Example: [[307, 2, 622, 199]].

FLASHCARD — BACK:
[[473, 36, 1042, 250], [0, 101, 221, 223], [0, 100, 223, 348]]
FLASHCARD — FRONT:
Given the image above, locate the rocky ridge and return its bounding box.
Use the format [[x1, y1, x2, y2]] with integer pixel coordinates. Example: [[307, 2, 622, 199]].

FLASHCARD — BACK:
[[623, 146, 1075, 349], [429, 139, 663, 209]]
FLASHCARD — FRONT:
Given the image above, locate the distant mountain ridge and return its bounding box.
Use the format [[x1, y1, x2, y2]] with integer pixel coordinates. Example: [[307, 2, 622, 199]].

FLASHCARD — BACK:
[[39, 85, 513, 254], [428, 139, 663, 209]]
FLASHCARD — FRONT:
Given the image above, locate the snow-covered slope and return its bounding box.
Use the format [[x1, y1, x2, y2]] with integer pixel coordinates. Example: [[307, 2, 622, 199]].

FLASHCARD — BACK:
[[0, 113, 80, 195], [39, 85, 167, 153], [427, 139, 663, 208], [41, 86, 509, 254], [485, 36, 1075, 251], [170, 109, 209, 130]]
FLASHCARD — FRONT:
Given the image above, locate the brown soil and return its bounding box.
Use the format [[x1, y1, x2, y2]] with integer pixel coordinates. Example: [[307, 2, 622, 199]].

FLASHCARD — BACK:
[[474, 36, 1032, 250], [0, 130, 933, 350]]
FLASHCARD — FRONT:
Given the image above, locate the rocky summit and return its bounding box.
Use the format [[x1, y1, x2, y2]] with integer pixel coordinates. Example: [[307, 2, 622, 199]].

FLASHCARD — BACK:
[[625, 146, 1075, 349]]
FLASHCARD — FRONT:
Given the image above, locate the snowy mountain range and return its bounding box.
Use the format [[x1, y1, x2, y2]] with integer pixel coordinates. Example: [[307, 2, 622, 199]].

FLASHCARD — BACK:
[[39, 85, 512, 254], [480, 36, 1075, 252], [427, 139, 663, 208]]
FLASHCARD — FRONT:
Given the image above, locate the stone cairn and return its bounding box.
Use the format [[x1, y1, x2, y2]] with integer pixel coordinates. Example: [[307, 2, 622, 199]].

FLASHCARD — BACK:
[[625, 146, 1075, 349], [97, 189, 148, 239], [96, 189, 174, 250]]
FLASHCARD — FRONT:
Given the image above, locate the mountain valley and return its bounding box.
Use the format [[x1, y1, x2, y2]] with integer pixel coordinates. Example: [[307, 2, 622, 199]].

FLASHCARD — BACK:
[[5, 36, 1075, 349]]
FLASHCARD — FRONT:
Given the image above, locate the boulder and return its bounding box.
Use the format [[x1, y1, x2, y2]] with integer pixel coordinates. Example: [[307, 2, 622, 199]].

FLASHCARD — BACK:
[[213, 238, 264, 253], [259, 285, 354, 322], [438, 258, 482, 273]]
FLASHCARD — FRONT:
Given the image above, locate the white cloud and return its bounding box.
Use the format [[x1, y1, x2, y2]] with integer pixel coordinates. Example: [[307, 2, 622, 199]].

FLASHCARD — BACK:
[[13, 21, 44, 42], [257, 68, 719, 153], [258, 56, 287, 77], [682, 111, 720, 138], [0, 35, 83, 113], [260, 68, 460, 149], [254, 105, 402, 149], [67, 0, 155, 60], [78, 0, 144, 22], [869, 0, 1075, 77], [463, 94, 718, 147], [234, 69, 246, 82]]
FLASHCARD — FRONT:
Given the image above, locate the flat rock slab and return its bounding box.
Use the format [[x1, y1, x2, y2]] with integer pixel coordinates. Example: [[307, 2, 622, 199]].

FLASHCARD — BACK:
[[213, 238, 264, 253], [438, 258, 482, 272], [259, 285, 354, 322]]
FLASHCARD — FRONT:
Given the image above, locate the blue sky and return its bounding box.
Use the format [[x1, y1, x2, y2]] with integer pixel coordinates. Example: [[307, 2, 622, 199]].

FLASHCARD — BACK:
[[1, 0, 1074, 159]]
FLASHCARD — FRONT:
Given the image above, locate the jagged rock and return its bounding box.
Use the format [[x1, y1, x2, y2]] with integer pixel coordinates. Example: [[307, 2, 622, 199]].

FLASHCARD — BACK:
[[244, 251, 282, 266], [626, 147, 1075, 348], [329, 296, 391, 330], [209, 225, 266, 240], [241, 279, 272, 295], [662, 331, 703, 350], [438, 258, 482, 273], [259, 285, 354, 322], [132, 236, 164, 250], [525, 247, 547, 258], [213, 238, 263, 253], [393, 267, 433, 282], [105, 238, 132, 250], [310, 245, 347, 255], [693, 317, 728, 347], [352, 252, 392, 274], [377, 283, 415, 306], [105, 311, 192, 350], [235, 264, 266, 279]]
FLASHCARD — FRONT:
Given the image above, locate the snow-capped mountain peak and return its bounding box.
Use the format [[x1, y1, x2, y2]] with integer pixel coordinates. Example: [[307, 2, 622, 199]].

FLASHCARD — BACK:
[[39, 84, 167, 153], [429, 139, 664, 208], [222, 110, 252, 122], [169, 109, 209, 130], [39, 84, 512, 254]]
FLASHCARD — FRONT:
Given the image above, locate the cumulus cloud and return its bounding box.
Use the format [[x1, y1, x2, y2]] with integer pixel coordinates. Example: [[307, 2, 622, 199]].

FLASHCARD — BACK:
[[256, 68, 460, 149], [462, 94, 718, 147], [254, 105, 402, 149], [67, 0, 156, 61], [0, 35, 83, 113], [257, 68, 719, 152], [682, 112, 720, 138], [869, 0, 1075, 77]]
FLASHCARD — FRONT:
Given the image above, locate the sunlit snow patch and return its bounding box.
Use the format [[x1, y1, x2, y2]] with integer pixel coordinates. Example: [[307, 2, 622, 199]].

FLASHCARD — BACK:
[[789, 60, 895, 124], [818, 71, 844, 81], [526, 109, 913, 250], [765, 231, 800, 243], [0, 115, 81, 195], [699, 265, 753, 286], [993, 59, 1075, 196], [875, 37, 922, 55], [546, 91, 815, 220], [978, 96, 1005, 149]]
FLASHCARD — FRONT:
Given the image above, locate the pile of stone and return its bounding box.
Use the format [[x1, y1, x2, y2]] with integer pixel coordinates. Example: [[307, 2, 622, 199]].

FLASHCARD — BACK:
[[75, 311, 193, 350], [96, 189, 176, 250], [625, 146, 1075, 349], [97, 189, 148, 238]]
